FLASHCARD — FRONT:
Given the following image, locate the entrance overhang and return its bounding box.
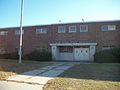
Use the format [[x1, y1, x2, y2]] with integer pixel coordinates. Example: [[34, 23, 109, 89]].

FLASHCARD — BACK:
[[50, 42, 97, 61], [50, 42, 97, 46]]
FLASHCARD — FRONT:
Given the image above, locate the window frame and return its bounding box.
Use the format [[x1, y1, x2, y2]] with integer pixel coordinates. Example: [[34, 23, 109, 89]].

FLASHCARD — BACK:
[[15, 30, 24, 35], [0, 47, 6, 54], [80, 25, 88, 32], [102, 46, 114, 50], [59, 46, 73, 53], [69, 25, 77, 33], [35, 46, 47, 52], [0, 31, 8, 35], [101, 25, 116, 31], [36, 28, 47, 34], [58, 26, 65, 33]]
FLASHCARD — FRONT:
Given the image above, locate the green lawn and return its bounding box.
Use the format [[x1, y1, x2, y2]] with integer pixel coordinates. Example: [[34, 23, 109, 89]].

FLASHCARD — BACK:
[[43, 63, 120, 90]]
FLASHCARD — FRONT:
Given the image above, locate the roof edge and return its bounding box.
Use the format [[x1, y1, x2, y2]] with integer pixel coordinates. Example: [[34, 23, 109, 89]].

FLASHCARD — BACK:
[[0, 19, 120, 29]]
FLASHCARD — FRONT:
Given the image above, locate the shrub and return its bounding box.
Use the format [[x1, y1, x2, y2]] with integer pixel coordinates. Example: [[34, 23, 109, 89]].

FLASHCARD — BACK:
[[94, 48, 120, 63], [0, 52, 19, 59], [24, 50, 52, 61]]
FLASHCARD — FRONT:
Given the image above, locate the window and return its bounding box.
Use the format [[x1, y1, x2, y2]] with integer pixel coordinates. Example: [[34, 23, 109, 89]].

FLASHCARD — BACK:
[[35, 46, 46, 52], [69, 26, 76, 32], [101, 25, 116, 31], [0, 47, 5, 54], [102, 46, 114, 50], [58, 26, 65, 33], [15, 30, 24, 35], [80, 25, 88, 32], [36, 28, 47, 34], [59, 46, 73, 53], [0, 31, 8, 35], [108, 25, 116, 30]]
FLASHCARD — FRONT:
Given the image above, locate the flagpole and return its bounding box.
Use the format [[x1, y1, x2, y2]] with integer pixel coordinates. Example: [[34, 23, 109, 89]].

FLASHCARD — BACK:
[[19, 0, 24, 64]]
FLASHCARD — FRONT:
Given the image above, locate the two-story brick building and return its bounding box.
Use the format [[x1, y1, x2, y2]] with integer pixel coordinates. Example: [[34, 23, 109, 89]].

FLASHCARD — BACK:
[[0, 20, 120, 61]]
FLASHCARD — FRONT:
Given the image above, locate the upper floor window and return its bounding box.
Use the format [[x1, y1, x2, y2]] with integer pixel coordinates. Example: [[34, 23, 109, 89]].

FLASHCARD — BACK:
[[15, 30, 24, 35], [101, 25, 116, 31], [36, 28, 47, 34], [0, 31, 8, 35], [80, 25, 88, 32], [58, 26, 65, 33], [69, 25, 77, 32]]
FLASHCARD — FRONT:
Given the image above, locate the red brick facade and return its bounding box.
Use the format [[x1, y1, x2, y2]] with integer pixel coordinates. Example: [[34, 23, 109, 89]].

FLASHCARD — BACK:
[[0, 20, 120, 55]]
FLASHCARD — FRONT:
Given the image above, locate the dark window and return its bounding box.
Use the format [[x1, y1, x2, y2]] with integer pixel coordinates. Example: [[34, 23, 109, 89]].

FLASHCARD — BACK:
[[59, 46, 73, 53]]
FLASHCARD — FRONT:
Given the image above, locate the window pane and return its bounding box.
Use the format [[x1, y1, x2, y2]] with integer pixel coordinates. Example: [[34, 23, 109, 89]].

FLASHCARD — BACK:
[[36, 28, 47, 34], [69, 26, 76, 32], [80, 25, 88, 32], [59, 46, 73, 53], [15, 30, 24, 35], [0, 31, 8, 35], [0, 47, 6, 54], [35, 46, 46, 52], [101, 25, 108, 31], [58, 26, 65, 33], [108, 25, 116, 30], [101, 25, 116, 31]]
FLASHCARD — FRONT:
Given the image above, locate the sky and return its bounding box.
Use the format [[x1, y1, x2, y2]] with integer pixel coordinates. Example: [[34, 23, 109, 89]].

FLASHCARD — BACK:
[[0, 0, 120, 28]]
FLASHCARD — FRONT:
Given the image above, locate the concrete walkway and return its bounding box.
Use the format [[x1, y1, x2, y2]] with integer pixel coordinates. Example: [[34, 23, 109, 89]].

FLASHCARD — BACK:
[[0, 62, 75, 90]]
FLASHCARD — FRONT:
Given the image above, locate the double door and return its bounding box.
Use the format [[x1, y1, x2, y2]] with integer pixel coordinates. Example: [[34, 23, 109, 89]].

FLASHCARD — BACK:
[[74, 48, 89, 61]]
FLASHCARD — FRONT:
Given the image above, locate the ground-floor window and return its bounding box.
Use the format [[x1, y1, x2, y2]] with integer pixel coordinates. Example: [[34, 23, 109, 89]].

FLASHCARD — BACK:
[[35, 46, 47, 52], [102, 46, 114, 50], [0, 47, 6, 54]]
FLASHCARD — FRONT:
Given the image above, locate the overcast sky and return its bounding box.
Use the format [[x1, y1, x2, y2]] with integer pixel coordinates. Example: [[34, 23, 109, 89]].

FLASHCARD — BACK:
[[0, 0, 120, 28]]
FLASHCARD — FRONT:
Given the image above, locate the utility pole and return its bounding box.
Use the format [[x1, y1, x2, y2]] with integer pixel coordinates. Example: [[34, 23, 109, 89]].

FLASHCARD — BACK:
[[19, 0, 24, 64]]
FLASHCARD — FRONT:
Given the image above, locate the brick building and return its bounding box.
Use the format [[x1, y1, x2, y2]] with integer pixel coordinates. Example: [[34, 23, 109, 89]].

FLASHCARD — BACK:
[[0, 20, 120, 61]]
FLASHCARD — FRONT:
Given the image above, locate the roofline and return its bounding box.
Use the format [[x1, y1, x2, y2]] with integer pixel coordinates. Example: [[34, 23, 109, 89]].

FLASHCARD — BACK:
[[0, 19, 120, 29]]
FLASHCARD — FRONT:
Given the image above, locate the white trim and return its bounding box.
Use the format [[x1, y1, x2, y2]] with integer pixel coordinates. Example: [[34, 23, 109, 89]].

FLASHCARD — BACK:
[[50, 43, 97, 46]]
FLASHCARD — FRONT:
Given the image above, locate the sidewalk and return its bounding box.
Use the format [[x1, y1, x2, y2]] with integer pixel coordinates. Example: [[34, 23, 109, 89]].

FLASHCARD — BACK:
[[0, 62, 75, 90]]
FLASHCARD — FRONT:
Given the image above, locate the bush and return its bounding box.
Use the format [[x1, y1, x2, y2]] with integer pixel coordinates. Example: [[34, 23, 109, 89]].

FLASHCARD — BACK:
[[0, 52, 19, 59], [94, 48, 120, 63], [24, 50, 52, 61]]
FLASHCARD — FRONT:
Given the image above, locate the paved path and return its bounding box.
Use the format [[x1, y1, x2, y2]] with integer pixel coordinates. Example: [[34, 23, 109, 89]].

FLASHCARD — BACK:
[[0, 62, 76, 90]]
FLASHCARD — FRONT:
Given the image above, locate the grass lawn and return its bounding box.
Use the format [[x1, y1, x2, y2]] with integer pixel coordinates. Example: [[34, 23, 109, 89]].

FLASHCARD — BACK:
[[0, 59, 55, 80], [43, 63, 120, 90]]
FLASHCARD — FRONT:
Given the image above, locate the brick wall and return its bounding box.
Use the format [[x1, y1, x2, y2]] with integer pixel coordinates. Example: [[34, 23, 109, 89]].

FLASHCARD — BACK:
[[0, 21, 120, 55]]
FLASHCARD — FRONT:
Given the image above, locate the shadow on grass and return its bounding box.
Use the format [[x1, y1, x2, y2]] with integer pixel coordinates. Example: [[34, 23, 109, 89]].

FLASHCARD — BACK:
[[58, 63, 120, 82], [22, 63, 120, 82]]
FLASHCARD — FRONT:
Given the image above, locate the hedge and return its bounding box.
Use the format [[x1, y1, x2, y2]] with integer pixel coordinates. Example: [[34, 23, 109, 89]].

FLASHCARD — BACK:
[[0, 52, 19, 59], [24, 50, 52, 61], [94, 48, 120, 63]]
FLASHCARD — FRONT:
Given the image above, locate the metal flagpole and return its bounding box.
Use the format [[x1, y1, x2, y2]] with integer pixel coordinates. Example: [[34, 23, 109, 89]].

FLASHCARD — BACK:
[[19, 0, 24, 64]]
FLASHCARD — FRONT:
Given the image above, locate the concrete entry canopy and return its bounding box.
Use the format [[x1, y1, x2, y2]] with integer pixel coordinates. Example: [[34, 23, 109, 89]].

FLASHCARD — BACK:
[[50, 41, 97, 61]]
